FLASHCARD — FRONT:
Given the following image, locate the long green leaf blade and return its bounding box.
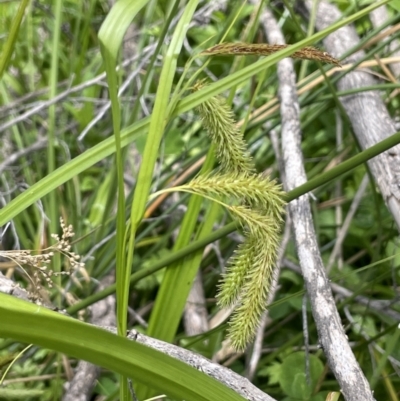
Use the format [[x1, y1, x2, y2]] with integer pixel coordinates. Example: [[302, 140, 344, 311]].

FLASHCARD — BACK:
[[0, 294, 246, 401]]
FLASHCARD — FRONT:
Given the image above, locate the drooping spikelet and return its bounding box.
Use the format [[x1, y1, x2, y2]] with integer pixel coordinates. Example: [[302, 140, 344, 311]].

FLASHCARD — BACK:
[[186, 172, 285, 219], [172, 83, 287, 350], [223, 225, 281, 350], [193, 81, 255, 175]]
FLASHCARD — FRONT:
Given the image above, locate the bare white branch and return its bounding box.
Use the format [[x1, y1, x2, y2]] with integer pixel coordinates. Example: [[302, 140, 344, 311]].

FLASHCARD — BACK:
[[259, 6, 375, 401], [302, 0, 400, 231]]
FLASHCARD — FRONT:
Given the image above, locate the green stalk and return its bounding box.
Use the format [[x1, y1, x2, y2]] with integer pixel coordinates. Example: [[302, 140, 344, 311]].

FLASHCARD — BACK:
[[47, 0, 63, 303], [126, 3, 200, 396], [98, 1, 150, 398], [46, 1, 64, 397], [0, 0, 30, 79], [286, 131, 400, 202]]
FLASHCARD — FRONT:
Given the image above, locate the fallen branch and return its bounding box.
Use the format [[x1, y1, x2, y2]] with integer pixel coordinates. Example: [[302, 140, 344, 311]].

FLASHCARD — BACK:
[[260, 6, 375, 401]]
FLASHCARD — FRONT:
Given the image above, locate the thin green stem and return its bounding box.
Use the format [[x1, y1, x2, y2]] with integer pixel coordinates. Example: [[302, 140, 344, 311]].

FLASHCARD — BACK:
[[286, 131, 400, 202]]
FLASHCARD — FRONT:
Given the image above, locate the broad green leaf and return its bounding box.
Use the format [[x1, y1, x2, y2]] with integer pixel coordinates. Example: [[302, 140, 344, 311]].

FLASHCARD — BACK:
[[0, 293, 246, 401], [279, 352, 324, 399]]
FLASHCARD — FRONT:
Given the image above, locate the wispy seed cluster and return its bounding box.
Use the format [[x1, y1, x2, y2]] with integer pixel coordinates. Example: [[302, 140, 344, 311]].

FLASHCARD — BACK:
[[0, 218, 84, 295], [50, 218, 84, 272]]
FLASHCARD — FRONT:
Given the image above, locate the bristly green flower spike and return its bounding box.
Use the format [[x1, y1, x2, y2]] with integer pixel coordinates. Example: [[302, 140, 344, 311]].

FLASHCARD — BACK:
[[192, 80, 255, 176], [177, 81, 286, 350]]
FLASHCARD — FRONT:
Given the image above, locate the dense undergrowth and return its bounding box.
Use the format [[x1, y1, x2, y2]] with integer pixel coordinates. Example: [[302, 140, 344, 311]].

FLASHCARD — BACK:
[[0, 1, 400, 400]]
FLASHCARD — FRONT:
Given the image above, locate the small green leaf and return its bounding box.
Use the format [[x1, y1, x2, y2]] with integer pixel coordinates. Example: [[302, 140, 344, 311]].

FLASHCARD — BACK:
[[279, 352, 324, 399], [258, 361, 282, 385], [351, 315, 377, 337], [164, 128, 185, 155]]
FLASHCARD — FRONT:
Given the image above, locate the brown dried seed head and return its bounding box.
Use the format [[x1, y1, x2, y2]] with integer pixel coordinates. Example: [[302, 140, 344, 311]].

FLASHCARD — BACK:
[[201, 42, 341, 67]]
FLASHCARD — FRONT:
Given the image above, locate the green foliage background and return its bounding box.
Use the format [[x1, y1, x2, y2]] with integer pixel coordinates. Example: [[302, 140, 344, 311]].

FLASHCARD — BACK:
[[0, 0, 399, 400]]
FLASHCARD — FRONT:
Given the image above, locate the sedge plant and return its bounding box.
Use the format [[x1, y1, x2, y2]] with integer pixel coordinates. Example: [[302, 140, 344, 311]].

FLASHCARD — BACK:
[[154, 79, 286, 350], [153, 44, 341, 350]]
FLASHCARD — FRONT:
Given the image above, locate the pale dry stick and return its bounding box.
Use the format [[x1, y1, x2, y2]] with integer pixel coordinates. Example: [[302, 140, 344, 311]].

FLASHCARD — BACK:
[[334, 110, 344, 271], [0, 272, 31, 303], [331, 282, 400, 322], [62, 362, 100, 401], [374, 55, 397, 84], [250, 56, 400, 126], [183, 270, 209, 336], [327, 174, 370, 272], [62, 275, 116, 401], [304, 0, 400, 232], [261, 342, 357, 354], [127, 305, 149, 328], [370, 7, 400, 78], [0, 193, 21, 253], [0, 83, 67, 116], [261, 6, 375, 401], [82, 231, 116, 263], [0, 138, 47, 177], [361, 22, 400, 52], [0, 50, 155, 133], [282, 258, 400, 322], [301, 288, 310, 384], [344, 240, 377, 266], [120, 328, 278, 401], [2, 374, 66, 385]]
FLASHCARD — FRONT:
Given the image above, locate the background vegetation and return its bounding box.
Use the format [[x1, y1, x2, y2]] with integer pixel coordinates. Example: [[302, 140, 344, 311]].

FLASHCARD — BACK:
[[0, 0, 400, 400]]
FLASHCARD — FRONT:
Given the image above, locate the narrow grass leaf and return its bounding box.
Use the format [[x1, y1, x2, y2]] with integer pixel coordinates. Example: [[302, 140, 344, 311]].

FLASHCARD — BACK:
[[0, 0, 30, 79]]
